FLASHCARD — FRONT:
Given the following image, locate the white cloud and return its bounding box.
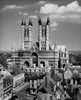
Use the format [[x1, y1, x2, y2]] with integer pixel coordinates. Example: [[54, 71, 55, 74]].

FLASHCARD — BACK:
[[37, 1, 47, 5], [40, 1, 81, 14], [18, 12, 28, 16], [19, 12, 22, 15], [28, 15, 37, 19], [40, 1, 81, 23], [50, 22, 58, 27], [23, 13, 28, 16], [35, 10, 38, 13], [51, 28, 57, 31], [2, 5, 25, 11], [50, 21, 58, 31], [49, 14, 81, 20], [68, 14, 81, 19], [40, 4, 58, 14]]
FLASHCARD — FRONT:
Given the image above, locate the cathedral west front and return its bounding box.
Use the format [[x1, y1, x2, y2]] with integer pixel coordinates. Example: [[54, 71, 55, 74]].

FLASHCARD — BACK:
[[12, 17, 69, 69]]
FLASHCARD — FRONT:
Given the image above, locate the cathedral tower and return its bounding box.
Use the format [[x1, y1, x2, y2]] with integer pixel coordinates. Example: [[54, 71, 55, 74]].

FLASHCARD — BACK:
[[38, 17, 50, 51], [21, 19, 33, 50], [21, 20, 25, 50], [28, 19, 33, 50], [46, 17, 50, 50], [38, 17, 42, 50]]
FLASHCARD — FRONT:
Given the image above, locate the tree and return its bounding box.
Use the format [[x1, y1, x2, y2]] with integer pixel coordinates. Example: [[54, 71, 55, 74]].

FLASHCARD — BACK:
[[0, 53, 8, 69]]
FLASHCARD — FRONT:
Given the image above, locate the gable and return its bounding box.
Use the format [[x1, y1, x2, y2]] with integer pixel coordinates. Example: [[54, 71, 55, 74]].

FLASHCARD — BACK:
[[30, 43, 39, 52]]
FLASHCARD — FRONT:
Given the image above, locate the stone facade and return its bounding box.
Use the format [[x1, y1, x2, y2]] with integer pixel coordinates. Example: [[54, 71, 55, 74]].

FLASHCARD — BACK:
[[12, 17, 69, 69]]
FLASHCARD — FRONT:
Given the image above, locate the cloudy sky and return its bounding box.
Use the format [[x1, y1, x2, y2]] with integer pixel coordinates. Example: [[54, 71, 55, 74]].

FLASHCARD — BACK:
[[0, 0, 81, 51]]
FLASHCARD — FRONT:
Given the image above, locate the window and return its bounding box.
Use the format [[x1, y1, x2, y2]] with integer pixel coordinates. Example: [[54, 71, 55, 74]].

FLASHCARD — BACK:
[[50, 96, 52, 100], [64, 53, 66, 57], [61, 52, 63, 57], [34, 69, 36, 72], [32, 84, 34, 88]]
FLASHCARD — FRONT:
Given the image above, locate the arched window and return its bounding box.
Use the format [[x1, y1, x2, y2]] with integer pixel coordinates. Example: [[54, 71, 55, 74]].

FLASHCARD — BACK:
[[24, 29, 26, 37], [27, 29, 29, 37], [24, 61, 30, 67], [31, 52, 38, 67], [40, 61, 45, 67]]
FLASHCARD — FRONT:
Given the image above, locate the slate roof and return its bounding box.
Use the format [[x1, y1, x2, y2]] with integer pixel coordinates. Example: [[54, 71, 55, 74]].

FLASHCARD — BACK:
[[52, 74, 62, 82], [10, 67, 24, 77], [57, 69, 64, 74], [66, 88, 74, 98]]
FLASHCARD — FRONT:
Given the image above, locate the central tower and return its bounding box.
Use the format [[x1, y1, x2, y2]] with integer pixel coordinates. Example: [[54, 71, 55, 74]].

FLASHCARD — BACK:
[[38, 17, 50, 51]]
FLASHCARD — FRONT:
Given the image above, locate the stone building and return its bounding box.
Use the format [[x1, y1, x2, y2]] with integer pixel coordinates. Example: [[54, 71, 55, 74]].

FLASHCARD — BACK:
[[0, 75, 3, 100], [11, 17, 69, 69]]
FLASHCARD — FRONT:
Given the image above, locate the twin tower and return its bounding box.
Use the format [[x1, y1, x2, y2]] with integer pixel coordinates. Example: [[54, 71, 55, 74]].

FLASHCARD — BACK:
[[21, 17, 50, 51]]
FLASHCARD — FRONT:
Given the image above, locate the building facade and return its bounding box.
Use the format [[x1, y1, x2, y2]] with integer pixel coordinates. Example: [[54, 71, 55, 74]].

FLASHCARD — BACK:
[[3, 75, 13, 100], [12, 17, 69, 69], [0, 75, 3, 100]]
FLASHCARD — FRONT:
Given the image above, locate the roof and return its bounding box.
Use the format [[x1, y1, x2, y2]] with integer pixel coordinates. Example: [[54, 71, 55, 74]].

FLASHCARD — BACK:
[[78, 93, 81, 100], [38, 75, 57, 95], [57, 69, 64, 74], [37, 96, 42, 100], [10, 67, 23, 77], [12, 83, 35, 100], [52, 74, 62, 82], [12, 82, 29, 93], [56, 87, 63, 96], [66, 88, 74, 98], [37, 92, 57, 100], [26, 72, 46, 80]]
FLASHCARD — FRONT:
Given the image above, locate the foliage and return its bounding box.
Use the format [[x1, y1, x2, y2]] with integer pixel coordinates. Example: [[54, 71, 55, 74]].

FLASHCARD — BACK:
[[0, 52, 12, 69], [69, 52, 81, 65]]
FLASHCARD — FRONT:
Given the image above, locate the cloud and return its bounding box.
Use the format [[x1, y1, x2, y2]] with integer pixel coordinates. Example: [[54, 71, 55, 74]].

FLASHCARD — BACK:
[[49, 14, 81, 20], [50, 21, 58, 31], [2, 5, 25, 11], [51, 28, 57, 31], [28, 15, 37, 19], [40, 1, 81, 23], [40, 1, 81, 14], [50, 22, 58, 27], [37, 1, 47, 5], [18, 12, 28, 16], [35, 10, 38, 13]]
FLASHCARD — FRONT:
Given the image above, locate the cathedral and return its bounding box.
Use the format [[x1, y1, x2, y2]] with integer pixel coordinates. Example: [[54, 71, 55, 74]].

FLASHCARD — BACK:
[[12, 17, 69, 69]]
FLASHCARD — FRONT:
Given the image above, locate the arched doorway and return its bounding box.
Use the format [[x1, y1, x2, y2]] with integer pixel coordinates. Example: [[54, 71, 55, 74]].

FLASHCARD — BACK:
[[24, 61, 30, 67], [31, 52, 38, 67], [40, 61, 45, 67]]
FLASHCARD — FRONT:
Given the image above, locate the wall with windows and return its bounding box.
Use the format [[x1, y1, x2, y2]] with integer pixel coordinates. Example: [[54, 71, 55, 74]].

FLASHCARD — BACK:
[[12, 73, 24, 90]]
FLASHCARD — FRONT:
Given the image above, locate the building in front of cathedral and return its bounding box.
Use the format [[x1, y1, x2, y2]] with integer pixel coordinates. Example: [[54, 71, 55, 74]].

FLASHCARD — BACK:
[[11, 17, 69, 71]]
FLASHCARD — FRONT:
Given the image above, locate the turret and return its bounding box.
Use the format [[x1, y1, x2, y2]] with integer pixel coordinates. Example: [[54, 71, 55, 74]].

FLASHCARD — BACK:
[[28, 19, 33, 26], [38, 17, 42, 25], [38, 18, 42, 50], [38, 17, 50, 51], [21, 20, 25, 50], [46, 17, 50, 50], [24, 22, 26, 26], [58, 50, 61, 69], [46, 17, 50, 25], [28, 19, 33, 49], [21, 20, 24, 26]]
